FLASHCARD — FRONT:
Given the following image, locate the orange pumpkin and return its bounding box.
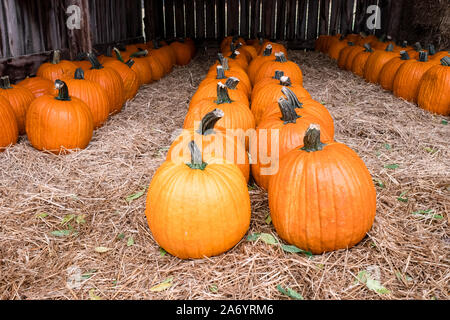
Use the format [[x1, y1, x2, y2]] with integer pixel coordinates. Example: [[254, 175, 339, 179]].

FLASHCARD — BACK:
[[128, 50, 153, 85], [363, 43, 397, 84], [170, 40, 192, 65], [37, 50, 77, 81], [378, 51, 411, 91], [254, 52, 303, 85], [206, 63, 252, 96], [351, 43, 374, 77], [337, 42, 356, 69], [26, 80, 94, 154], [248, 44, 274, 84], [344, 45, 366, 71], [268, 125, 376, 254], [0, 96, 18, 151], [17, 76, 55, 98], [191, 76, 249, 108]]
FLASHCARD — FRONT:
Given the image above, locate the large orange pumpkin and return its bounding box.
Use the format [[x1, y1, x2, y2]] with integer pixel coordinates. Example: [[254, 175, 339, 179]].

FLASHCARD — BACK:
[[37, 50, 77, 82], [351, 43, 374, 77], [17, 76, 55, 98], [145, 140, 251, 259], [248, 44, 274, 84], [26, 80, 94, 154], [378, 51, 411, 91], [268, 125, 376, 254], [190, 77, 249, 108], [128, 50, 153, 85], [0, 96, 18, 151], [363, 43, 397, 84], [254, 52, 303, 85], [170, 40, 192, 65], [344, 45, 366, 71]]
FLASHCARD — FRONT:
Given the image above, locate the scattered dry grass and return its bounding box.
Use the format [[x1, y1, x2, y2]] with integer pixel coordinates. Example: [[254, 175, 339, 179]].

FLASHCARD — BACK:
[[0, 49, 448, 300]]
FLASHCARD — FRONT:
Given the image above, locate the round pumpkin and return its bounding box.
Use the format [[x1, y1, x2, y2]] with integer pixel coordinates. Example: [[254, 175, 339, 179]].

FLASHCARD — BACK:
[[351, 43, 374, 77], [206, 64, 252, 96], [170, 40, 192, 65], [344, 45, 366, 71], [248, 44, 274, 84], [254, 52, 303, 85], [378, 51, 411, 91], [328, 37, 348, 60], [128, 50, 153, 85], [191, 76, 249, 108], [0, 76, 35, 135], [337, 42, 356, 69], [17, 76, 55, 98], [363, 43, 397, 83], [26, 80, 94, 154], [145, 140, 251, 259], [268, 125, 376, 254], [0, 96, 19, 151], [37, 50, 77, 82]]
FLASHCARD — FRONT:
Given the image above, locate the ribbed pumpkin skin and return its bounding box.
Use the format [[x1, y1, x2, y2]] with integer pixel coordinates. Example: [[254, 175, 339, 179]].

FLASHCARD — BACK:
[[167, 127, 250, 182], [344, 46, 365, 71], [145, 156, 251, 259], [393, 60, 436, 102], [378, 57, 409, 91], [328, 40, 347, 60], [149, 48, 172, 74], [268, 140, 376, 254], [205, 70, 252, 95], [170, 42, 192, 65], [0, 96, 18, 150], [73, 60, 93, 72], [248, 55, 274, 84], [251, 85, 311, 124], [417, 64, 450, 115], [26, 96, 94, 154], [337, 45, 356, 69], [351, 51, 372, 77], [190, 85, 249, 108], [145, 55, 165, 81], [363, 50, 397, 83], [0, 84, 35, 135], [103, 60, 139, 101], [65, 78, 110, 129], [37, 60, 77, 82], [17, 77, 55, 98], [429, 51, 449, 61], [254, 59, 303, 85], [258, 42, 287, 57], [84, 67, 125, 114], [197, 76, 249, 98], [251, 114, 334, 191], [130, 58, 153, 85]]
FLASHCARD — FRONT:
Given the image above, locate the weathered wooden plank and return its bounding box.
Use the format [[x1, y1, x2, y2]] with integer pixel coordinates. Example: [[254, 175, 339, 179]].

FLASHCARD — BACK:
[[174, 0, 185, 37], [217, 0, 225, 39], [339, 0, 355, 35], [286, 0, 297, 40], [319, 0, 331, 35], [240, 0, 249, 38], [227, 0, 240, 36], [195, 0, 205, 39], [275, 0, 286, 40], [386, 0, 403, 40], [262, 0, 275, 39], [249, 0, 261, 38], [184, 0, 195, 38], [329, 0, 343, 35], [307, 0, 320, 39], [205, 0, 216, 39], [65, 0, 92, 58], [297, 0, 308, 40], [164, 0, 175, 39], [377, 0, 391, 37]]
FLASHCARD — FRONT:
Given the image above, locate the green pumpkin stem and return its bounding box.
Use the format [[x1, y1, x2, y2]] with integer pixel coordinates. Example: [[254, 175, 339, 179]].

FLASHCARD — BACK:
[[278, 97, 299, 124], [413, 42, 422, 52], [301, 124, 326, 152], [441, 56, 450, 66], [347, 42, 354, 46], [275, 52, 287, 62], [229, 50, 239, 60], [74, 68, 85, 80], [385, 43, 394, 52], [125, 59, 135, 68], [52, 50, 61, 64], [263, 44, 272, 56], [282, 87, 303, 109], [399, 50, 410, 60], [418, 51, 428, 62], [273, 70, 284, 80], [216, 66, 226, 79], [55, 80, 71, 101], [215, 83, 232, 104], [196, 109, 224, 135], [363, 43, 373, 52], [225, 77, 239, 90], [87, 53, 104, 70], [427, 44, 436, 56], [0, 76, 13, 89], [187, 141, 207, 170], [130, 50, 148, 58], [279, 76, 292, 87], [401, 40, 408, 48], [113, 47, 125, 63]]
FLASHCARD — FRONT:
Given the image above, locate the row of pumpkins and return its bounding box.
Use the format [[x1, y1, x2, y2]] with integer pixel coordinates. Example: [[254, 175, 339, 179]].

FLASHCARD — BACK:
[[145, 35, 376, 259], [316, 33, 450, 116], [0, 39, 196, 152]]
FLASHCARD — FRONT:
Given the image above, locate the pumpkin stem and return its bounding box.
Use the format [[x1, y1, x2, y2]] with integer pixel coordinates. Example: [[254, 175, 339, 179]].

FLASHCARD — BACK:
[[75, 52, 87, 61], [399, 50, 410, 60], [0, 76, 13, 89], [413, 42, 422, 52], [282, 87, 303, 109], [347, 42, 354, 46], [418, 51, 428, 62], [216, 66, 226, 79], [278, 97, 299, 124], [401, 40, 408, 48], [113, 47, 125, 63], [230, 42, 236, 53], [275, 52, 287, 62], [441, 56, 450, 66], [186, 141, 207, 170], [54, 80, 71, 101], [273, 70, 284, 80], [130, 50, 148, 58], [385, 43, 394, 52], [229, 50, 240, 60], [215, 82, 232, 104], [279, 76, 292, 87], [196, 109, 224, 135], [52, 50, 61, 64], [427, 44, 436, 56], [263, 44, 272, 56], [225, 77, 239, 90], [363, 43, 373, 52], [301, 124, 326, 152], [87, 53, 104, 70], [125, 59, 135, 68], [74, 68, 85, 80], [152, 39, 160, 49], [221, 58, 229, 71]]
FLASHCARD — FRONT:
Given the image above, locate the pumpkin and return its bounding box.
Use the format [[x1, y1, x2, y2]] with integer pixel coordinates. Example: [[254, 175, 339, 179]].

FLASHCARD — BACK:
[[363, 43, 397, 83], [184, 83, 255, 144], [142, 49, 165, 81], [250, 97, 334, 190], [328, 36, 348, 60], [84, 53, 125, 114], [248, 44, 274, 84], [427, 44, 449, 61], [393, 51, 437, 103], [170, 40, 192, 65], [103, 48, 140, 101], [351, 43, 374, 77], [344, 44, 366, 71], [184, 38, 196, 58], [26, 80, 94, 154], [226, 49, 249, 71], [0, 76, 35, 135], [37, 50, 77, 81], [149, 40, 173, 74], [254, 52, 303, 85], [417, 56, 450, 115], [145, 140, 251, 259], [0, 96, 18, 151], [240, 45, 257, 60], [66, 68, 110, 129], [268, 124, 376, 254], [406, 42, 423, 60], [17, 76, 55, 98], [210, 53, 247, 74], [337, 42, 356, 69], [128, 50, 153, 85], [206, 63, 252, 96], [168, 109, 249, 181], [378, 51, 411, 91], [191, 76, 249, 108], [251, 75, 311, 124], [257, 41, 287, 58], [72, 53, 92, 72]]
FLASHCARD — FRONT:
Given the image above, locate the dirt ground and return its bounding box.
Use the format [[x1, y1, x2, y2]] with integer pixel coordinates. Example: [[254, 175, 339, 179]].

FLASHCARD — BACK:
[[0, 48, 448, 300]]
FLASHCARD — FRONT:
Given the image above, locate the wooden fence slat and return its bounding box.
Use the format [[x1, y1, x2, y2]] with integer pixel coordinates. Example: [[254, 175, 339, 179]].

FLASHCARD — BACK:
[[227, 0, 239, 36], [377, 0, 391, 37], [307, 0, 320, 39], [175, 0, 185, 37], [319, 0, 331, 35], [329, 0, 343, 35], [165, 0, 175, 39], [286, 0, 297, 40], [206, 0, 216, 39], [240, 0, 249, 38], [339, 0, 355, 35], [249, 0, 260, 38], [195, 0, 205, 39], [297, 0, 308, 40], [386, 0, 403, 40], [184, 0, 195, 38], [262, 0, 275, 39], [217, 0, 225, 39], [275, 0, 286, 40]]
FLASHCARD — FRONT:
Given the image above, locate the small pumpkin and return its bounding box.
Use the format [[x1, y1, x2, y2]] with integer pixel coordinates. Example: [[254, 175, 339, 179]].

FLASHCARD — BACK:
[[344, 44, 366, 71], [0, 76, 35, 135], [248, 44, 274, 84], [145, 140, 251, 259], [337, 42, 356, 69], [254, 52, 303, 85], [128, 50, 154, 85], [17, 76, 55, 98], [37, 50, 77, 81], [268, 125, 376, 254], [26, 80, 94, 154], [328, 36, 348, 60], [170, 40, 192, 65], [351, 43, 374, 77], [0, 96, 19, 151], [191, 76, 249, 108], [378, 50, 410, 91], [363, 43, 397, 83]]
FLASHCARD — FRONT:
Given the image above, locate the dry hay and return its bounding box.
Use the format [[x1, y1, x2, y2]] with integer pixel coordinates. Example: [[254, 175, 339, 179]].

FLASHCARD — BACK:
[[0, 49, 448, 300]]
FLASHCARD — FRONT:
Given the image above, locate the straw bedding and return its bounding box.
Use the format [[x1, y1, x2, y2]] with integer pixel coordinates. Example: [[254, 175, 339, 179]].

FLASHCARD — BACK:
[[0, 48, 448, 300]]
